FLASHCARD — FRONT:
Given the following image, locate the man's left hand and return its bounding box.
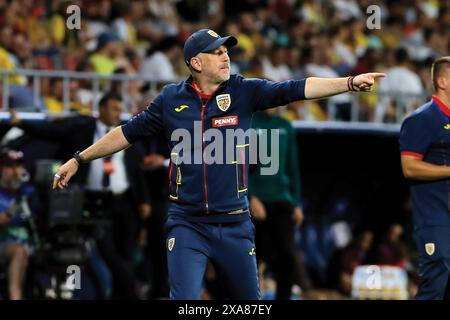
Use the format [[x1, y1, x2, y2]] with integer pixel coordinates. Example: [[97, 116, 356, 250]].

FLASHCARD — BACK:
[[352, 73, 385, 92]]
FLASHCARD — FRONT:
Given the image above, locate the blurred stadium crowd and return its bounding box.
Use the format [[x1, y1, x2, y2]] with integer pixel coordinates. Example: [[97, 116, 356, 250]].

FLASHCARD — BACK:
[[0, 0, 449, 120], [0, 0, 448, 300]]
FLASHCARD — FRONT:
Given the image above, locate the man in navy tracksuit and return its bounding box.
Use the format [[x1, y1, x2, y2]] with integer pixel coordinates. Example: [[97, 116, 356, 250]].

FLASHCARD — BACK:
[[400, 56, 450, 300], [53, 29, 384, 299]]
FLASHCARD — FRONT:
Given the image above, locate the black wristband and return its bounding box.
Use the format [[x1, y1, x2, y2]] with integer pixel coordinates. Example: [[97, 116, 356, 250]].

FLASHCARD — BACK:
[[347, 76, 356, 92], [73, 151, 86, 165]]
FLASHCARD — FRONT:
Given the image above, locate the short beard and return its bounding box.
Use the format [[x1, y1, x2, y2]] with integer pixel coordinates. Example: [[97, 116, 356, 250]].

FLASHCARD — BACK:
[[215, 72, 230, 83]]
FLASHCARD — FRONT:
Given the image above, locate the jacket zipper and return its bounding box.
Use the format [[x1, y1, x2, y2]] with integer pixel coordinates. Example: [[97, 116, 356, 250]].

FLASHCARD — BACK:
[[201, 102, 209, 213], [189, 81, 215, 214]]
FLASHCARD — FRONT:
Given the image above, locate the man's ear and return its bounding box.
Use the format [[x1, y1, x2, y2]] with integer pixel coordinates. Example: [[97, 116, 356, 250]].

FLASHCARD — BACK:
[[436, 76, 447, 90], [190, 57, 202, 73]]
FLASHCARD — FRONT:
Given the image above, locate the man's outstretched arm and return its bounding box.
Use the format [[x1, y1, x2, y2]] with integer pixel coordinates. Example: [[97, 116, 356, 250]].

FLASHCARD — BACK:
[[304, 73, 386, 99], [53, 126, 130, 189]]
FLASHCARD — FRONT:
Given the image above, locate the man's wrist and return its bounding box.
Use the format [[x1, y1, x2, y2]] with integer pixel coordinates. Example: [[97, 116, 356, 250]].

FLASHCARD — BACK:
[[347, 76, 356, 92], [73, 151, 87, 165]]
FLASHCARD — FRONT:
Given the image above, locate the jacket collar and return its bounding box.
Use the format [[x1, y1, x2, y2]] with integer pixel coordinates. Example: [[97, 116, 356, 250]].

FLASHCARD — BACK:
[[185, 75, 229, 98], [432, 95, 450, 117]]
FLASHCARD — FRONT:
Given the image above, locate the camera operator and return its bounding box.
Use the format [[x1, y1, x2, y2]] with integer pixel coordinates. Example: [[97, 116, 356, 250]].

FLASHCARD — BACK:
[[9, 92, 151, 299], [0, 148, 38, 300]]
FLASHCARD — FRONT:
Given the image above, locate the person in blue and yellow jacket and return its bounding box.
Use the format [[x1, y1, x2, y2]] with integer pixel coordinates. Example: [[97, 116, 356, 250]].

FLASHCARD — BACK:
[[52, 29, 384, 300]]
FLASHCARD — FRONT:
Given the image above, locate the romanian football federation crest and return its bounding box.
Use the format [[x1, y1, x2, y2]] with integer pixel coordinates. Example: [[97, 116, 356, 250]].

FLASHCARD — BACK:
[[168, 238, 175, 251], [216, 94, 231, 112], [425, 243, 435, 256]]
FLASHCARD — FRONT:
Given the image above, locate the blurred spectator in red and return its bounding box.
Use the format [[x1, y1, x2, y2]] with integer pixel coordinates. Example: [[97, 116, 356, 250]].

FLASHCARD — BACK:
[[375, 224, 408, 268]]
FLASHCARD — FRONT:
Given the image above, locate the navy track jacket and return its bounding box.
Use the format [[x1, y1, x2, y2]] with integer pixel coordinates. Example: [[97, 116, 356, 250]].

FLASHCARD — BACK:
[[122, 75, 306, 222]]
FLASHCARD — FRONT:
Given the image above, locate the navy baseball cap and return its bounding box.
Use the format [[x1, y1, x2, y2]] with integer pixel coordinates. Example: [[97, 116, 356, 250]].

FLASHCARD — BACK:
[[183, 29, 238, 66]]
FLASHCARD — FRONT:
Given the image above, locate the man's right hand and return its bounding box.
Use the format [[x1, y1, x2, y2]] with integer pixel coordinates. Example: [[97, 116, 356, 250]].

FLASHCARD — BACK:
[[52, 158, 79, 189], [250, 196, 266, 221]]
